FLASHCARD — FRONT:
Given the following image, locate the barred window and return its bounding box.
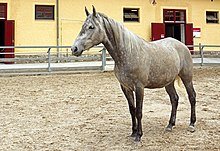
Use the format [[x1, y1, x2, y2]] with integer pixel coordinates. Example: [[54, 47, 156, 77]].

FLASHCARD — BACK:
[[0, 3, 7, 20], [35, 5, 54, 20], [163, 9, 186, 23], [206, 11, 219, 24], [123, 8, 139, 22]]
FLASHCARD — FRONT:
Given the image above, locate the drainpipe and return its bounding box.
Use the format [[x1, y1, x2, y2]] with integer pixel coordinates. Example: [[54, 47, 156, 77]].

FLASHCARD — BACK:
[[56, 0, 60, 62]]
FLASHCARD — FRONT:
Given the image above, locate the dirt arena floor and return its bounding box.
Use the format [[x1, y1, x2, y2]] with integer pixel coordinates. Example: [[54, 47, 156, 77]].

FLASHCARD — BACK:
[[0, 66, 219, 151]]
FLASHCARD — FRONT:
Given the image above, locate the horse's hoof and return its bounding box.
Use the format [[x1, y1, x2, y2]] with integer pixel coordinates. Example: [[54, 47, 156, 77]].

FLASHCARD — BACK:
[[134, 136, 141, 142], [188, 125, 196, 132], [165, 126, 172, 132], [131, 133, 136, 138], [130, 131, 138, 138]]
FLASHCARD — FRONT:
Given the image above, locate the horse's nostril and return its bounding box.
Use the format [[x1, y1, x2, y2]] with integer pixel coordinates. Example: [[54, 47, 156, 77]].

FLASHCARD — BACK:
[[74, 46, 78, 52], [71, 46, 78, 53]]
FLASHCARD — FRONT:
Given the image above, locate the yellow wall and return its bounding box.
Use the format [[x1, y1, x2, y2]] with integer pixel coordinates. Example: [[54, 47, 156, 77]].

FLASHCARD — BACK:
[[58, 0, 220, 47], [60, 0, 155, 46], [191, 0, 220, 45], [1, 0, 220, 53], [1, 0, 56, 52], [155, 0, 220, 46], [12, 0, 57, 46]]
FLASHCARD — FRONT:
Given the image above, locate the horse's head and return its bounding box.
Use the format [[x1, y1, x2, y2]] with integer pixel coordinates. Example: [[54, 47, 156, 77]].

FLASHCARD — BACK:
[[71, 6, 105, 56]]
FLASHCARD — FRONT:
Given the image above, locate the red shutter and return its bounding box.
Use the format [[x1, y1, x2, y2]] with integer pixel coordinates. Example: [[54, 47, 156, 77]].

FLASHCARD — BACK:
[[4, 20, 15, 63], [151, 23, 165, 41], [185, 23, 194, 53]]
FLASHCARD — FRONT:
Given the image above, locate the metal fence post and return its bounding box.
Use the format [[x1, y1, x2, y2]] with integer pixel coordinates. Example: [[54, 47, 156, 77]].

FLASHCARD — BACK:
[[199, 43, 204, 66], [57, 49, 61, 63], [47, 48, 51, 72], [101, 48, 106, 71]]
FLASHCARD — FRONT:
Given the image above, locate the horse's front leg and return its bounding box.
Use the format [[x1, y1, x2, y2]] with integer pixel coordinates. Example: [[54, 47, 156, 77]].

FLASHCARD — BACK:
[[134, 86, 144, 142], [120, 85, 137, 137]]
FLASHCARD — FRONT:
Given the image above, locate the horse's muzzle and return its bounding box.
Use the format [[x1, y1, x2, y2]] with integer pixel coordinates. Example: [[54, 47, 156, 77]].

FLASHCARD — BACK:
[[71, 46, 83, 57], [71, 46, 78, 53]]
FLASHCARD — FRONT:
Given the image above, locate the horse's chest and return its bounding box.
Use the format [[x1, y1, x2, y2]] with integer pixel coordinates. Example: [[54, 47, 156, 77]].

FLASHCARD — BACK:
[[114, 65, 137, 90]]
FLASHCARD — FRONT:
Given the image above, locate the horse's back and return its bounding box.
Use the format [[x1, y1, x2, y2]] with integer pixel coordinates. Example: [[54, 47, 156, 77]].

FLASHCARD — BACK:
[[150, 37, 189, 54], [153, 38, 194, 80]]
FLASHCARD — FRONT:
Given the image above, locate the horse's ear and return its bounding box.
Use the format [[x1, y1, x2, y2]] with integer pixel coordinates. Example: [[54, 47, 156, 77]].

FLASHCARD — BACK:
[[85, 7, 90, 16], [92, 5, 97, 17]]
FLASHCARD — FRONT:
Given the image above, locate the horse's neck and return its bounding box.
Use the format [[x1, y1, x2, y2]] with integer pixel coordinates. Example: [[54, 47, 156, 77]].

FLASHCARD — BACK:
[[102, 16, 144, 64]]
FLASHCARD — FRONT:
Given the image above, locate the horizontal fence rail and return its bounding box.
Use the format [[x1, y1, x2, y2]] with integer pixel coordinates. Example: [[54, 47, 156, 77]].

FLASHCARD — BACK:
[[0, 43, 220, 74], [0, 45, 108, 73], [190, 44, 220, 66]]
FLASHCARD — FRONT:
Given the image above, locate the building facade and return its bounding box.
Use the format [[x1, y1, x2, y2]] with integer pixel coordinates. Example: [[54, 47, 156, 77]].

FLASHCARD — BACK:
[[0, 0, 220, 54]]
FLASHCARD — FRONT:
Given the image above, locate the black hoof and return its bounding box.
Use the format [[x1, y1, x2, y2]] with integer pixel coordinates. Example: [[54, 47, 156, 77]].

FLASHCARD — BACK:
[[130, 130, 138, 138], [131, 132, 137, 138], [134, 136, 141, 142]]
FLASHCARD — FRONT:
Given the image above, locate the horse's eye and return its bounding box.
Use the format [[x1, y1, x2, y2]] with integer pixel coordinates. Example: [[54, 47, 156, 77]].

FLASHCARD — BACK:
[[89, 26, 94, 29]]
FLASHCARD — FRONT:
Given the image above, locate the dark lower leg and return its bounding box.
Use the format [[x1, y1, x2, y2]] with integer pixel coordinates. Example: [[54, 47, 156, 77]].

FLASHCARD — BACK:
[[187, 89, 196, 132], [182, 80, 196, 129], [185, 83, 196, 126], [130, 105, 137, 137], [135, 87, 144, 142], [165, 83, 179, 131], [189, 91, 196, 126], [167, 94, 179, 130], [120, 85, 137, 136]]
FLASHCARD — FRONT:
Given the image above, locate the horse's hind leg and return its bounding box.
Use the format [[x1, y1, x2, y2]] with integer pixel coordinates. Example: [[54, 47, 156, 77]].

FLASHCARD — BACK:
[[165, 81, 179, 131], [120, 85, 137, 137], [180, 77, 196, 132]]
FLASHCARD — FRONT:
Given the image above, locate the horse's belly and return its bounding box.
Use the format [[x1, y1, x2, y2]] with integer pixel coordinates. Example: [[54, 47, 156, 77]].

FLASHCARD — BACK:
[[146, 77, 175, 88], [145, 51, 180, 88], [146, 67, 179, 88], [114, 61, 179, 90]]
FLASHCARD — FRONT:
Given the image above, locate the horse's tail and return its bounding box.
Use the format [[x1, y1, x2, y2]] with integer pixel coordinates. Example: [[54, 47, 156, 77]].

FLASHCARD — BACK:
[[174, 76, 182, 89], [174, 76, 188, 100]]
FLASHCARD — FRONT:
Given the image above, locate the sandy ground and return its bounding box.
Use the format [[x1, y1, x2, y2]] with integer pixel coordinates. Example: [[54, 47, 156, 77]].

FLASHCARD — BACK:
[[0, 66, 220, 151]]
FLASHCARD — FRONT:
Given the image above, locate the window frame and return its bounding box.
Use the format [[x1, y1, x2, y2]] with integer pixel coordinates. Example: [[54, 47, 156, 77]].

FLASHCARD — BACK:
[[123, 8, 140, 22], [35, 5, 55, 20], [206, 11, 219, 24], [163, 9, 186, 24], [0, 3, 7, 20]]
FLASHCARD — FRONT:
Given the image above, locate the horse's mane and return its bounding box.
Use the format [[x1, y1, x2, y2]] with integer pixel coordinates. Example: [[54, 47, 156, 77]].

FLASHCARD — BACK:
[[97, 12, 147, 52]]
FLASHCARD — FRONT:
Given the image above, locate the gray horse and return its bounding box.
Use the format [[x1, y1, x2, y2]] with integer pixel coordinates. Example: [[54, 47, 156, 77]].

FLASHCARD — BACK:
[[71, 6, 196, 142]]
